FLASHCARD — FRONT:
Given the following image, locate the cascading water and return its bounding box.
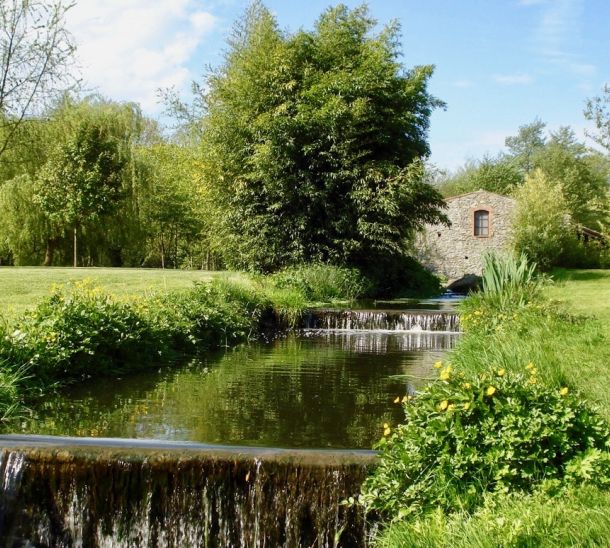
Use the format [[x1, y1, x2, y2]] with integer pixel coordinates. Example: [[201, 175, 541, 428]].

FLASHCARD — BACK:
[[303, 309, 460, 333], [0, 450, 26, 541], [1, 300, 462, 546], [0, 438, 375, 547]]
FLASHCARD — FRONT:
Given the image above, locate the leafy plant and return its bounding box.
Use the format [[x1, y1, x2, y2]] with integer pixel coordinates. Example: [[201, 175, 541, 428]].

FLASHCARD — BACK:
[[270, 264, 369, 302], [359, 364, 610, 521]]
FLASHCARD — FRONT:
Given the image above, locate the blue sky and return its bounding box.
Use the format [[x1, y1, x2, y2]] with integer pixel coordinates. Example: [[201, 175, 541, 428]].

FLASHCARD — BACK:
[[66, 0, 609, 171]]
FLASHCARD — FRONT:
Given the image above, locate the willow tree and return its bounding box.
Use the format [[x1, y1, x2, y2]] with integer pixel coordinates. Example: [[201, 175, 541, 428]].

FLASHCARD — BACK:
[[35, 98, 139, 266], [199, 3, 447, 275]]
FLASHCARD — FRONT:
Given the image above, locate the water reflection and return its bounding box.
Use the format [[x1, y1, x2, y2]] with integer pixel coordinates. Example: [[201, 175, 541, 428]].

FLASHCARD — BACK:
[[19, 332, 456, 449]]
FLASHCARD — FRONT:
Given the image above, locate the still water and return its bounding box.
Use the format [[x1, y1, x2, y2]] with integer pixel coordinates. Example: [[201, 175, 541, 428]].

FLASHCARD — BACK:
[[19, 327, 459, 449]]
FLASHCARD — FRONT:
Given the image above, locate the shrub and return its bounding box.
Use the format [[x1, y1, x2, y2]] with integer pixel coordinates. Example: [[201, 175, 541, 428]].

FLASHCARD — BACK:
[[359, 364, 610, 521], [270, 264, 369, 302], [512, 169, 574, 270], [0, 280, 162, 381]]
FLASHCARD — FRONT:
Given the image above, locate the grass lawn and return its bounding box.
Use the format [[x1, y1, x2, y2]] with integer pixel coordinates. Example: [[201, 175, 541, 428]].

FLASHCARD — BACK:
[[547, 269, 610, 323], [0, 267, 244, 319]]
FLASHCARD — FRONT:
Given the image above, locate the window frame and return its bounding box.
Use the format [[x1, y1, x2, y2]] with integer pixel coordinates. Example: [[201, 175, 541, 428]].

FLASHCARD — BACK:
[[473, 209, 490, 237]]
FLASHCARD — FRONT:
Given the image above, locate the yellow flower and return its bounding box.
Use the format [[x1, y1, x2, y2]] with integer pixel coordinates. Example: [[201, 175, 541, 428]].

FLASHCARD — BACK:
[[560, 387, 569, 396], [439, 365, 453, 381], [434, 361, 443, 369], [497, 368, 506, 377], [439, 400, 449, 411], [402, 395, 411, 403], [474, 310, 482, 316], [486, 386, 496, 396], [447, 404, 456, 412], [526, 362, 535, 371], [463, 382, 471, 389], [383, 423, 389, 429], [463, 402, 471, 411], [383, 425, 391, 436], [393, 396, 400, 404]]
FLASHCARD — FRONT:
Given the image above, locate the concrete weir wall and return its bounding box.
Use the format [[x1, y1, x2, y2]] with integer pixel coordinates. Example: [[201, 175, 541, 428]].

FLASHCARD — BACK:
[[0, 435, 377, 547]]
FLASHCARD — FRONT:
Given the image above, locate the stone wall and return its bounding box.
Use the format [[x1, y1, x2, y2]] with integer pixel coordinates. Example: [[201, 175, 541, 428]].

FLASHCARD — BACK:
[[415, 190, 516, 279]]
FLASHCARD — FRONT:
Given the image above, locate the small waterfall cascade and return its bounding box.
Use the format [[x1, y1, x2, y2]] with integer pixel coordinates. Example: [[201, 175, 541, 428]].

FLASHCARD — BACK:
[[303, 309, 460, 333], [0, 437, 376, 547]]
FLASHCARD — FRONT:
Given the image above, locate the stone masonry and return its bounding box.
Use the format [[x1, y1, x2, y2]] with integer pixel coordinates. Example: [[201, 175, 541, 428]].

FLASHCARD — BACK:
[[415, 190, 516, 279]]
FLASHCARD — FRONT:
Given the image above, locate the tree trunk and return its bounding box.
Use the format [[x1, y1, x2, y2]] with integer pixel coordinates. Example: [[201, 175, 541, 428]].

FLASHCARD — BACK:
[[44, 238, 56, 267], [73, 225, 78, 268], [160, 233, 165, 269]]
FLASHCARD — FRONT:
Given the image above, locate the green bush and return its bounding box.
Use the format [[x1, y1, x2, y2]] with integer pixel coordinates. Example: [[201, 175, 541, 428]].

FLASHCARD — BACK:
[[512, 169, 575, 270], [0, 278, 286, 385], [0, 280, 163, 380], [359, 364, 610, 521], [270, 264, 369, 302]]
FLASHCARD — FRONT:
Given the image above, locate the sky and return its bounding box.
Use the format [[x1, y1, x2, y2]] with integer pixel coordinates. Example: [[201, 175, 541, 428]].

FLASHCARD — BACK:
[[65, 0, 610, 172]]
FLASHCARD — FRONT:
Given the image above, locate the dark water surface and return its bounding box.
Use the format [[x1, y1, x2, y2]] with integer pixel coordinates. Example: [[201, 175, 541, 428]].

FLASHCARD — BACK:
[[18, 330, 458, 449]]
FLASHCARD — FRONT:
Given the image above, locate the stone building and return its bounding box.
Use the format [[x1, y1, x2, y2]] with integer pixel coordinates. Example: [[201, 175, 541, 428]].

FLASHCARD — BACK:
[[415, 190, 516, 280]]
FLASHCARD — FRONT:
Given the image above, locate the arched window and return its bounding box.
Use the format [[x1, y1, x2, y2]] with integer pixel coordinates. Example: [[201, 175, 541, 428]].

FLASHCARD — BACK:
[[474, 210, 489, 236]]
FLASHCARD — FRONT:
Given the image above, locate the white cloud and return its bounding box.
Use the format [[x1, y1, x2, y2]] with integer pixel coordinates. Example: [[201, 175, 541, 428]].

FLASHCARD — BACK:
[[493, 73, 534, 85], [66, 0, 218, 113], [530, 0, 596, 77]]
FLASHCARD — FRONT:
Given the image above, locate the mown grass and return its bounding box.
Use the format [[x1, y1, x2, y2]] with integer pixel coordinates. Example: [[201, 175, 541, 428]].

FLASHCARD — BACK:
[[0, 267, 244, 319], [375, 268, 610, 547]]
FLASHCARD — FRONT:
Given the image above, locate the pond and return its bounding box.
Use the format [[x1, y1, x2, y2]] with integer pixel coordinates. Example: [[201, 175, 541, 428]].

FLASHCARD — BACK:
[[17, 306, 461, 449]]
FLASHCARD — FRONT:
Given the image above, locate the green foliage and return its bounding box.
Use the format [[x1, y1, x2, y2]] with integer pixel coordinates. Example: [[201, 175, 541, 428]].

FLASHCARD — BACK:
[[1, 280, 163, 381], [199, 3, 447, 273], [475, 252, 541, 312], [504, 119, 547, 174], [0, 174, 50, 264], [533, 127, 609, 228], [438, 156, 523, 198], [376, 486, 610, 548], [512, 169, 575, 270], [0, 277, 298, 385], [359, 365, 610, 521], [585, 84, 610, 153], [270, 264, 369, 302]]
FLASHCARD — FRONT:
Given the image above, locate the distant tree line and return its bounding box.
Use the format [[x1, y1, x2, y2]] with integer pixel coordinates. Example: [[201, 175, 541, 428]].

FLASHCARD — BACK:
[[435, 118, 610, 269]]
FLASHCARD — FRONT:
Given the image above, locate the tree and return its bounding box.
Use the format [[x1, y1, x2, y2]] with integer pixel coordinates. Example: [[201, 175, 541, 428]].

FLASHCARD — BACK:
[[36, 100, 132, 267], [512, 169, 574, 270], [585, 85, 610, 153], [438, 156, 523, 197], [504, 119, 546, 173], [198, 3, 447, 274], [135, 144, 206, 269], [533, 127, 609, 227], [0, 0, 77, 160]]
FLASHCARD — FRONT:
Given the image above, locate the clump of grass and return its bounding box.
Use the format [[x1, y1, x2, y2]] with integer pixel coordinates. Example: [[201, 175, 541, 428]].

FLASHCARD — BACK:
[[269, 263, 369, 303], [376, 486, 610, 548], [479, 251, 542, 309]]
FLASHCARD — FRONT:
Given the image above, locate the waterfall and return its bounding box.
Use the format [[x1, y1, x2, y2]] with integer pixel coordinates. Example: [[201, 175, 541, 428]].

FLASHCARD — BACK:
[[0, 436, 376, 547], [0, 450, 26, 540], [303, 309, 460, 333]]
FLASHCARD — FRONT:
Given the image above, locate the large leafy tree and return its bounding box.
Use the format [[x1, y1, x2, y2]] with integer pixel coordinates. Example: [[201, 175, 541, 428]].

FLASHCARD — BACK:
[[35, 99, 137, 266], [199, 3, 447, 273]]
